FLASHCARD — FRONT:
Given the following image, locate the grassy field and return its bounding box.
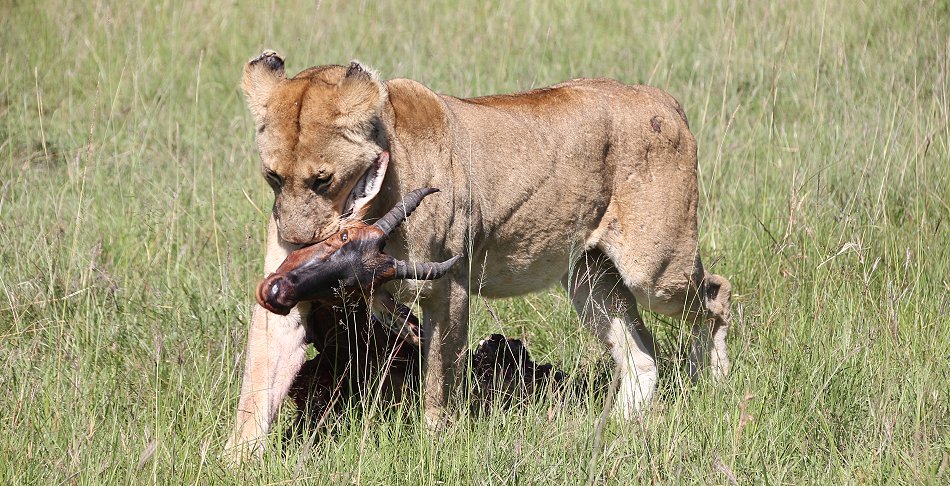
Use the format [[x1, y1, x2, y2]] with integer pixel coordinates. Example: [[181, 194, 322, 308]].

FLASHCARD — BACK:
[[1, 0, 948, 483]]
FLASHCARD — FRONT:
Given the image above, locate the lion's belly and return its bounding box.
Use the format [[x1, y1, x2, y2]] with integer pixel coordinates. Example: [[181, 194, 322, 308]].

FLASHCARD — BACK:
[[463, 160, 608, 297], [472, 247, 573, 297], [471, 255, 568, 298], [470, 189, 605, 297]]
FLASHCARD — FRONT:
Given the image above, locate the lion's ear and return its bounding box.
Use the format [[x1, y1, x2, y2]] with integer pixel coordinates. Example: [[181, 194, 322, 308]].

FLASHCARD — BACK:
[[335, 61, 387, 128], [242, 50, 286, 124]]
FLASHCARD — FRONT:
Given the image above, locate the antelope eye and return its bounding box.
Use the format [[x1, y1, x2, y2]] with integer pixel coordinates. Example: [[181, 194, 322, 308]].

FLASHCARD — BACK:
[[340, 230, 348, 243]]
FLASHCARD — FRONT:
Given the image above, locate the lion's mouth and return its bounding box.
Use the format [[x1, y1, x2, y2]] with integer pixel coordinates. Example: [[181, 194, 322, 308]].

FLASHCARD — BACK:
[[343, 151, 389, 217]]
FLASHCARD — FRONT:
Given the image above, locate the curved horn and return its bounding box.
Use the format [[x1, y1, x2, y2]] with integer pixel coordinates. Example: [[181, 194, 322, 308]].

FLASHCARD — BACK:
[[373, 187, 440, 236], [393, 255, 462, 280]]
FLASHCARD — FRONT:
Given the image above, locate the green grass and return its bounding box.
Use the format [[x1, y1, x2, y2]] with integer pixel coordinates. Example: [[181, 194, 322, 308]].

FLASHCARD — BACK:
[[1, 0, 948, 483]]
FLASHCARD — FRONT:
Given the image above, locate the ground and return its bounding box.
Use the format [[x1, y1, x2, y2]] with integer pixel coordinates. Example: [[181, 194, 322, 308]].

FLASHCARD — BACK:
[[0, 0, 948, 483]]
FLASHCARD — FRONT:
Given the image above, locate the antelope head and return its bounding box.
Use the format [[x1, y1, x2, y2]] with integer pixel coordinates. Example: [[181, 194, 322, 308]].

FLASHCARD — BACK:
[[257, 188, 461, 315]]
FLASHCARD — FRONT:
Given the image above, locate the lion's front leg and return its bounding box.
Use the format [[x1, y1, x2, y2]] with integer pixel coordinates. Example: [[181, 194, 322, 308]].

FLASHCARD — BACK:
[[225, 303, 309, 460], [420, 274, 470, 429], [225, 217, 308, 461]]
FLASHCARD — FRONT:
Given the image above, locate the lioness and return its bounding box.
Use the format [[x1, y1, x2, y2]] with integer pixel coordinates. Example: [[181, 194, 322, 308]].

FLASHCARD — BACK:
[[226, 51, 732, 459]]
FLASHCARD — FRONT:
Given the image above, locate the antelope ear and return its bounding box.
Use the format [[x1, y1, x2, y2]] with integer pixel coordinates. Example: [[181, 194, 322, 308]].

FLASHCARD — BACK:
[[242, 50, 286, 124], [335, 61, 387, 129]]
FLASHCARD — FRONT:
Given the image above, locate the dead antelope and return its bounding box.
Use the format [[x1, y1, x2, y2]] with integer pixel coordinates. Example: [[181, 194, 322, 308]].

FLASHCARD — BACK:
[[256, 187, 460, 319], [249, 188, 565, 438]]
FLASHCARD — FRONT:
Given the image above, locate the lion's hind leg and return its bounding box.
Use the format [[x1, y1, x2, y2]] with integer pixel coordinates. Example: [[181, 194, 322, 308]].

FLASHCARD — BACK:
[[698, 273, 732, 381], [592, 214, 732, 384], [563, 250, 658, 418], [681, 271, 733, 383]]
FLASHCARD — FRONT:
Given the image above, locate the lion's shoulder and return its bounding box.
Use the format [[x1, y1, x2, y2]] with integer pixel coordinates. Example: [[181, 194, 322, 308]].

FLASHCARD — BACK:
[[384, 79, 450, 137]]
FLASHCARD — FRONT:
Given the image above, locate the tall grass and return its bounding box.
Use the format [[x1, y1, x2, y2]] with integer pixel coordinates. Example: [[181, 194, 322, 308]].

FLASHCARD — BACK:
[[0, 0, 947, 483]]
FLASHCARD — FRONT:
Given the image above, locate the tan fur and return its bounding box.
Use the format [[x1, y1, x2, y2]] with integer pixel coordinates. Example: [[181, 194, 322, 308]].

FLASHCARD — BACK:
[[226, 51, 732, 459]]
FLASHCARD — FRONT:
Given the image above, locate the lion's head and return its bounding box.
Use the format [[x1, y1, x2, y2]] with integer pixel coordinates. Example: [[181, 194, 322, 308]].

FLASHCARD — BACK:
[[242, 51, 389, 245]]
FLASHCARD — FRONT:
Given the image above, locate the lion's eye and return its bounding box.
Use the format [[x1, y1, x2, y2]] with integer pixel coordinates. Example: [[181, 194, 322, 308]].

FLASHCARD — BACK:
[[263, 168, 283, 189], [340, 230, 348, 243], [311, 174, 333, 193]]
